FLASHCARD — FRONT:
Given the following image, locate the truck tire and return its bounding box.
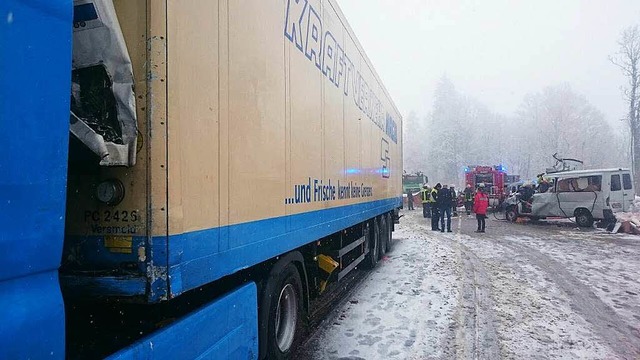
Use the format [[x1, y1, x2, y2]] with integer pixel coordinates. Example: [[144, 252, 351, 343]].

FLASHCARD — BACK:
[[505, 206, 518, 222], [261, 263, 304, 360], [575, 209, 594, 228], [383, 213, 393, 253], [379, 215, 388, 256], [364, 219, 380, 269]]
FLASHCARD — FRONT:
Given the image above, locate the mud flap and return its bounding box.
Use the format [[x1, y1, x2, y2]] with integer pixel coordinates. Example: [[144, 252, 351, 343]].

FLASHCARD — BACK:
[[71, 0, 137, 166]]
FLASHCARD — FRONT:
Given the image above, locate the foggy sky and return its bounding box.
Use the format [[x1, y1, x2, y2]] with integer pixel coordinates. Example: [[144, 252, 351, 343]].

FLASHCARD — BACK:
[[338, 0, 640, 129]]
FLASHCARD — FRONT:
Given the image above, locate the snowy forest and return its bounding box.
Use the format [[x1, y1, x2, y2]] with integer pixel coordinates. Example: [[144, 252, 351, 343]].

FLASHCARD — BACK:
[[403, 77, 631, 185]]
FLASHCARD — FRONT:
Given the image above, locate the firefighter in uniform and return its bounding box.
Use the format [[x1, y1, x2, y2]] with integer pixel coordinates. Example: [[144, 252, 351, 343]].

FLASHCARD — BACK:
[[431, 183, 441, 230], [420, 184, 430, 218], [519, 183, 535, 213], [463, 184, 474, 216]]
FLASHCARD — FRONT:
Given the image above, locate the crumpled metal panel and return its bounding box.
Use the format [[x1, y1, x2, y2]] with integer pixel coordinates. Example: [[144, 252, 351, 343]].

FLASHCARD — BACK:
[[531, 193, 562, 217], [531, 192, 603, 218], [71, 0, 137, 166]]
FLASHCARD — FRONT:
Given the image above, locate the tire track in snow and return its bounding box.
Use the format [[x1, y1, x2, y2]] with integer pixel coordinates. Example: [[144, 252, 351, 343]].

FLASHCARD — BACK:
[[495, 238, 640, 359], [405, 214, 459, 360], [440, 216, 501, 360]]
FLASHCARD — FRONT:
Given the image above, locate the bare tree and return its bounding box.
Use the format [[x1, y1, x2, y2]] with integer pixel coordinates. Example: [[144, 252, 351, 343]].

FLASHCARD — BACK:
[[408, 77, 620, 185], [611, 25, 640, 188]]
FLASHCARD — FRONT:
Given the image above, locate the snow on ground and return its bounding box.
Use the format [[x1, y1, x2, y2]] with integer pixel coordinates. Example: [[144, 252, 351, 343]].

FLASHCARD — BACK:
[[457, 234, 617, 359], [299, 214, 461, 359], [297, 210, 640, 359], [502, 232, 640, 349]]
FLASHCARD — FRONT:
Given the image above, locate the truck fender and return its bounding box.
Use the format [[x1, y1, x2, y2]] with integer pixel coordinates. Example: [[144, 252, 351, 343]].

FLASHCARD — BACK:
[[257, 251, 308, 359]]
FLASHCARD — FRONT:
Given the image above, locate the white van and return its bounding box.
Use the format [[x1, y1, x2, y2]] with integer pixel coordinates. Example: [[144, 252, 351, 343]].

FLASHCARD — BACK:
[[504, 168, 634, 227]]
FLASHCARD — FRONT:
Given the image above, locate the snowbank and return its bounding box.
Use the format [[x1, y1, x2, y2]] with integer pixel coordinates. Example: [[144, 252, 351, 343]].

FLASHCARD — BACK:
[[613, 196, 640, 235]]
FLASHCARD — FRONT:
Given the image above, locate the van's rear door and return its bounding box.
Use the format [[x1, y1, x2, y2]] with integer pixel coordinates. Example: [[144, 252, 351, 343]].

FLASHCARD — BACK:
[[609, 173, 624, 213], [622, 172, 634, 212]]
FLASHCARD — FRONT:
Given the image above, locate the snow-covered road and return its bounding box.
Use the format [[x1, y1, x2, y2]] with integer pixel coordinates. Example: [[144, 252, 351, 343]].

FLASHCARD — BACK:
[[296, 210, 640, 359]]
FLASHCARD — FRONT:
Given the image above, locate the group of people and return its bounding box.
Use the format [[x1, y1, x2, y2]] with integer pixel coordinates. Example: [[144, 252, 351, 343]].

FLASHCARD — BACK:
[[406, 183, 489, 233]]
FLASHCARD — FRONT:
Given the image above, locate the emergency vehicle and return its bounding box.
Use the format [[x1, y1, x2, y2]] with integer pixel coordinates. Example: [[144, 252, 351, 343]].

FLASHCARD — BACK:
[[402, 172, 428, 193], [464, 165, 508, 207]]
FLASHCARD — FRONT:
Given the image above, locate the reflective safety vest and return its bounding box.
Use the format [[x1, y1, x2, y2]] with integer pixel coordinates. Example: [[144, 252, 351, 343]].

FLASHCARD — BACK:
[[428, 188, 438, 203], [420, 189, 429, 203], [464, 189, 473, 201]]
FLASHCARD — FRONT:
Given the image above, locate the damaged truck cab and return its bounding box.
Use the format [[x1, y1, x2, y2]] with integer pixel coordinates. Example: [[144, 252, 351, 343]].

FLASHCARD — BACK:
[[62, 0, 155, 301], [70, 0, 138, 167]]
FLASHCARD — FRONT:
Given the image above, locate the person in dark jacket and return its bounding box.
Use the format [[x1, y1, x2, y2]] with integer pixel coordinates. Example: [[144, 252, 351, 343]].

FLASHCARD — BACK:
[[518, 183, 535, 213], [463, 184, 474, 216], [437, 184, 452, 232], [450, 185, 458, 217], [431, 183, 441, 230]]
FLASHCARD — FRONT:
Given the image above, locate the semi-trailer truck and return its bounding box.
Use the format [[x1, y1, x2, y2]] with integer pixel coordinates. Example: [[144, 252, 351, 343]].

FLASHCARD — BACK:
[[1, 0, 403, 358]]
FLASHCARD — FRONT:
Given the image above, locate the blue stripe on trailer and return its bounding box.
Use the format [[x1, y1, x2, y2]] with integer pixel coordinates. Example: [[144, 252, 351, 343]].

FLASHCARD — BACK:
[[63, 197, 402, 301], [108, 282, 258, 360], [0, 0, 72, 358], [168, 197, 402, 297]]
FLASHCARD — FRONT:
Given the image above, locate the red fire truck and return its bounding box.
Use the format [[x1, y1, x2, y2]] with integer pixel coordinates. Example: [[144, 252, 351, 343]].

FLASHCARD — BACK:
[[464, 165, 508, 207]]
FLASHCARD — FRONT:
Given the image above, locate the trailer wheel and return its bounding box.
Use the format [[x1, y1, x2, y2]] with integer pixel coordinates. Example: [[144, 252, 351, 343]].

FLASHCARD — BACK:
[[263, 263, 304, 359], [383, 214, 393, 253], [505, 206, 518, 222], [379, 216, 388, 256], [575, 209, 594, 228], [364, 219, 380, 269]]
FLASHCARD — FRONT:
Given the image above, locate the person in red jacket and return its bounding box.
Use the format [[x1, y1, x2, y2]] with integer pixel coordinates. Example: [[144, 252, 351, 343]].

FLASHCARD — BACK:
[[473, 184, 490, 233]]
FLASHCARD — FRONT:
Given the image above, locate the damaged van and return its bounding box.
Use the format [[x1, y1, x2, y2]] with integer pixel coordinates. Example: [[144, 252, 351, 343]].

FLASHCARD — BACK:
[[504, 168, 634, 227]]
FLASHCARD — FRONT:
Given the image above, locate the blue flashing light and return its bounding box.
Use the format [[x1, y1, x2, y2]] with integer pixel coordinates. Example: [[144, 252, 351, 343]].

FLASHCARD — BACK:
[[463, 166, 470, 173], [346, 168, 360, 175]]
